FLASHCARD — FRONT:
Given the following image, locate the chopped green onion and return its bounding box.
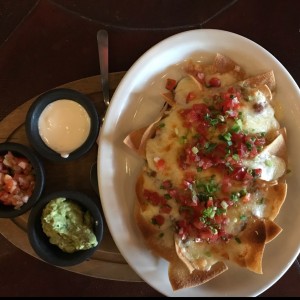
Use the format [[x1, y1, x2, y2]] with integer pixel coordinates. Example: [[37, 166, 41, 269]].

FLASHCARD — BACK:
[[216, 208, 226, 215], [219, 132, 232, 146], [246, 141, 253, 150], [231, 119, 243, 132], [239, 188, 247, 197], [210, 226, 218, 235], [232, 154, 240, 161], [203, 207, 216, 219], [265, 159, 273, 167], [221, 132, 232, 141], [204, 142, 217, 153], [240, 215, 247, 221], [231, 192, 240, 202], [179, 135, 187, 144]]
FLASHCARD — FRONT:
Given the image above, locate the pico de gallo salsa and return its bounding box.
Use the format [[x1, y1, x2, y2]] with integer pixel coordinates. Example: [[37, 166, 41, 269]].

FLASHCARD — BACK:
[[0, 151, 35, 209]]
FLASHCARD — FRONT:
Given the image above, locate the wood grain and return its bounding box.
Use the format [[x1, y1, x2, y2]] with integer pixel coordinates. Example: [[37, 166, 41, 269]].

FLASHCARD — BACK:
[[0, 72, 142, 282]]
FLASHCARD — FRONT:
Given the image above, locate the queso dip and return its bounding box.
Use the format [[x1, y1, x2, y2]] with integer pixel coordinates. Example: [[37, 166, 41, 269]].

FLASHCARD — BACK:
[[38, 99, 91, 158]]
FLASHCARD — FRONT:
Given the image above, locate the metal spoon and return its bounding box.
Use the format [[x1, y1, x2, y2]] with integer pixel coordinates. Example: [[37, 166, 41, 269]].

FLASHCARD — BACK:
[[97, 29, 110, 111], [90, 29, 110, 196]]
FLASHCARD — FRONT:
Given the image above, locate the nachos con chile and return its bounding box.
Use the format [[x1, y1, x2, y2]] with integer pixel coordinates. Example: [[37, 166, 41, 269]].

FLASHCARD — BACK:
[[124, 54, 287, 291]]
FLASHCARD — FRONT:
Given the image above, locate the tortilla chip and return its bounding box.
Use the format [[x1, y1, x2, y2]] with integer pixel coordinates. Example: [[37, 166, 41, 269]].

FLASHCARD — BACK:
[[169, 258, 227, 291], [173, 217, 282, 276], [174, 75, 203, 104], [241, 71, 276, 91], [263, 182, 287, 221], [263, 132, 288, 164], [217, 218, 281, 273], [264, 218, 282, 243], [161, 92, 176, 106], [123, 104, 168, 157], [259, 84, 273, 102], [214, 53, 243, 74]]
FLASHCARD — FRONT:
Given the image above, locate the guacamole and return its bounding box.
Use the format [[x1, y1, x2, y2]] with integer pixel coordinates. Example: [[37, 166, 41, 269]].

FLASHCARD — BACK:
[[41, 197, 98, 253]]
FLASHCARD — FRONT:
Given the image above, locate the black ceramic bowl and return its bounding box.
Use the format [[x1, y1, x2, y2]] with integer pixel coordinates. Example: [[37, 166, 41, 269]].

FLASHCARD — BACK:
[[27, 190, 103, 267], [0, 142, 45, 218], [25, 88, 100, 162]]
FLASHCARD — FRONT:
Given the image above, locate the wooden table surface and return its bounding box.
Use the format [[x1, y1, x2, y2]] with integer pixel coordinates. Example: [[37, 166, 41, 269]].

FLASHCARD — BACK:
[[0, 0, 299, 296]]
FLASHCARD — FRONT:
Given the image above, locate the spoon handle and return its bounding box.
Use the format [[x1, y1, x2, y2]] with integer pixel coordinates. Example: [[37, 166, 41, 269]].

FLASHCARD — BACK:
[[97, 30, 110, 107]]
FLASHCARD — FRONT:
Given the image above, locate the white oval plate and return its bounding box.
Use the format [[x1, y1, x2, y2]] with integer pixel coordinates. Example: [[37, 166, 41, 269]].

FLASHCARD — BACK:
[[98, 29, 300, 297]]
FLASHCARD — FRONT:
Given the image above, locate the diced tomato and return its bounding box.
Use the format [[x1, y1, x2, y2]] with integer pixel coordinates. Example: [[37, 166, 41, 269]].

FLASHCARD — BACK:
[[143, 189, 166, 206], [241, 193, 251, 203], [152, 215, 165, 226], [221, 97, 240, 114], [206, 198, 214, 207], [168, 189, 178, 198], [165, 78, 177, 91], [253, 168, 262, 178], [186, 92, 196, 102], [208, 77, 221, 87], [220, 87, 241, 116], [209, 143, 227, 164], [193, 219, 205, 230], [161, 180, 172, 189], [154, 158, 165, 171], [0, 152, 35, 209], [199, 157, 213, 170], [177, 192, 193, 206], [192, 103, 210, 116], [160, 204, 172, 214], [231, 167, 252, 181], [236, 142, 248, 158], [249, 145, 258, 158], [231, 132, 244, 143], [214, 214, 225, 224], [198, 228, 214, 240], [184, 171, 196, 184], [181, 109, 198, 124], [254, 137, 266, 147]]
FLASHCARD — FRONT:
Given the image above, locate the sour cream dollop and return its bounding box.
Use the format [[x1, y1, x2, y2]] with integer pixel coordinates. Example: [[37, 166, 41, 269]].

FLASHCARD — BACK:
[[38, 99, 91, 158]]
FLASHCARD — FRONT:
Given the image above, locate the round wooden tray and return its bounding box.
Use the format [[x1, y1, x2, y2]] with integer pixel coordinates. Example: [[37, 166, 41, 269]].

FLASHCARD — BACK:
[[0, 72, 142, 282]]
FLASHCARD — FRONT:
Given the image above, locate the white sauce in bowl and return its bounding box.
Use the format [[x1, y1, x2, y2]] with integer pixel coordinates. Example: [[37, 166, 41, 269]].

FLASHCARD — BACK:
[[38, 99, 91, 158]]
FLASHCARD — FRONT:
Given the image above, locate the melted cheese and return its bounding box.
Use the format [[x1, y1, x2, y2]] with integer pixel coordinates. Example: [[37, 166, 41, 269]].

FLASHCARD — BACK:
[[142, 171, 181, 229], [175, 237, 219, 272], [138, 62, 286, 279], [146, 108, 187, 186], [174, 75, 202, 105], [243, 153, 286, 181], [241, 90, 279, 134]]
